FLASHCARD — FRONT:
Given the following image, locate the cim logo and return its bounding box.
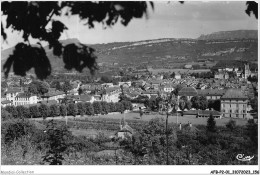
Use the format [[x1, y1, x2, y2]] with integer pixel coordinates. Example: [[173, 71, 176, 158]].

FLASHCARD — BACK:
[[236, 154, 254, 162]]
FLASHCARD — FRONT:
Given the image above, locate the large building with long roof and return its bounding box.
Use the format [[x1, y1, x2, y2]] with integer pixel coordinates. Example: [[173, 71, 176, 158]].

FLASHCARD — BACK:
[[178, 87, 198, 100], [220, 89, 248, 118]]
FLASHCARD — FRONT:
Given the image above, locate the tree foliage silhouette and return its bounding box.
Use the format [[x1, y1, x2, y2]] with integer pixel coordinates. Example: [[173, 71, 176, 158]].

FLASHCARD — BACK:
[[1, 1, 154, 80], [1, 1, 257, 79]]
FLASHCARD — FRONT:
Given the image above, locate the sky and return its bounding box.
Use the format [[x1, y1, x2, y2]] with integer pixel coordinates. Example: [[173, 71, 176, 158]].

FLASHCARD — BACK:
[[1, 1, 258, 50]]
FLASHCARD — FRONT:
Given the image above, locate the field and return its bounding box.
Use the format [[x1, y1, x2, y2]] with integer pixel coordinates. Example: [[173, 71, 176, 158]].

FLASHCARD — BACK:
[[34, 112, 249, 127], [149, 68, 211, 74]]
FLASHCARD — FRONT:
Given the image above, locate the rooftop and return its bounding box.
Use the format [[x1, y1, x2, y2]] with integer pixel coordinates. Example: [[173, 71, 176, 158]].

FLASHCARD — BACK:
[[178, 87, 198, 96], [197, 89, 227, 96], [74, 94, 93, 102], [221, 89, 247, 100], [16, 93, 36, 98], [1, 100, 12, 104]]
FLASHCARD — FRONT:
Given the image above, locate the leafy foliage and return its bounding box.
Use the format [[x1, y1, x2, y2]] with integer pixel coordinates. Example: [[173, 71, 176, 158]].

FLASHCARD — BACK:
[[60, 104, 67, 117], [28, 81, 49, 95], [62, 80, 72, 95], [5, 106, 18, 118], [92, 101, 103, 115], [42, 120, 72, 165], [185, 101, 192, 110], [246, 119, 258, 146], [38, 104, 50, 119], [67, 103, 78, 118], [29, 105, 39, 118], [1, 1, 153, 79], [1, 109, 12, 121], [84, 102, 94, 116], [100, 101, 110, 114], [2, 119, 36, 144], [77, 102, 85, 116], [179, 99, 186, 111], [207, 114, 217, 133], [226, 119, 236, 132], [50, 104, 60, 117], [245, 1, 258, 19]]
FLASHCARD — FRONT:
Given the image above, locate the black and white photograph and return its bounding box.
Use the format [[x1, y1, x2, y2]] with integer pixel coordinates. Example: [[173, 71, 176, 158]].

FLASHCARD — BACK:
[[1, 0, 259, 174]]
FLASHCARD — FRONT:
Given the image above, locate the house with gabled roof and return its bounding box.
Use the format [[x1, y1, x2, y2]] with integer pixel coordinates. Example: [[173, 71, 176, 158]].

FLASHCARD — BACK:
[[95, 86, 121, 103], [14, 93, 38, 106], [41, 90, 66, 102], [1, 100, 12, 107], [5, 88, 23, 105]]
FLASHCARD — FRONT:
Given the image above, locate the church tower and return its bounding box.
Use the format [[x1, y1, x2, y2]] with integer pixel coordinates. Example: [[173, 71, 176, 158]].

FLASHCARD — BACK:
[[244, 63, 250, 79]]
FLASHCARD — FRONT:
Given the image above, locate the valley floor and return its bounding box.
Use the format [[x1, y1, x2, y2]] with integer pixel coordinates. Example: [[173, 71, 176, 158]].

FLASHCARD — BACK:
[[31, 112, 249, 126]]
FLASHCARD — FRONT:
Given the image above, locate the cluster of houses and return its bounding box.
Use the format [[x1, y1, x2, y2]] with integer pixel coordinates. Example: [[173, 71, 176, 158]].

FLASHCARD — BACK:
[[1, 68, 256, 120], [214, 63, 257, 80]]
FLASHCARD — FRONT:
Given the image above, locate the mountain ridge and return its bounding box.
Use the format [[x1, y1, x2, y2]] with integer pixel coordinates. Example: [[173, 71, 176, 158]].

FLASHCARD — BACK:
[[198, 30, 257, 40], [1, 30, 258, 72]]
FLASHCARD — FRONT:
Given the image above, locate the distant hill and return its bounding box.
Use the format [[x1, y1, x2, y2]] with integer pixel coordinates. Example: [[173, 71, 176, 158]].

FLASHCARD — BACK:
[[1, 30, 258, 72], [198, 30, 258, 40]]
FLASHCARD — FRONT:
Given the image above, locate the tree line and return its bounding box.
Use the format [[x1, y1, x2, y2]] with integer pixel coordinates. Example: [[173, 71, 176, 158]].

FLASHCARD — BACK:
[[2, 100, 133, 120], [134, 95, 220, 112]]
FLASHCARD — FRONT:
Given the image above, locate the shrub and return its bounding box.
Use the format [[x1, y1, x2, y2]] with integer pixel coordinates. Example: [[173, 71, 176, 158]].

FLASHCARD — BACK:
[[93, 101, 102, 115], [77, 102, 85, 116], [50, 104, 60, 117], [67, 103, 78, 118], [115, 102, 124, 113], [1, 109, 12, 121], [226, 119, 236, 131], [207, 114, 217, 133], [60, 104, 67, 117], [121, 100, 133, 111], [100, 101, 109, 114], [42, 120, 72, 165], [38, 104, 50, 119], [16, 106, 28, 119], [108, 102, 116, 112], [29, 105, 39, 118], [5, 106, 18, 118], [2, 119, 36, 144], [84, 102, 94, 116]]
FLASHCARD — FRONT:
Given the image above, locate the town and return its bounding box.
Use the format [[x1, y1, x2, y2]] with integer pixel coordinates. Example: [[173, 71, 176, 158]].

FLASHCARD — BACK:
[[1, 62, 258, 120], [1, 1, 258, 169]]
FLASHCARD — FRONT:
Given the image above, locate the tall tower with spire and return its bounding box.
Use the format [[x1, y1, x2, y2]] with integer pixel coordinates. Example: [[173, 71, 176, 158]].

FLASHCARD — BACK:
[[244, 63, 251, 79]]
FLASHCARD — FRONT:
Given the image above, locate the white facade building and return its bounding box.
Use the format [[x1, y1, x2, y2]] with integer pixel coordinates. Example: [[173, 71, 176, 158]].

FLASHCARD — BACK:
[[14, 93, 38, 106]]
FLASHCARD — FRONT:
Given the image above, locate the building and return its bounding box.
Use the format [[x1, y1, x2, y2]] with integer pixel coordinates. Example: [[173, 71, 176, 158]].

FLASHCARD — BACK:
[[178, 87, 198, 100], [41, 91, 66, 102], [197, 110, 222, 119], [1, 100, 12, 107], [197, 89, 226, 100], [5, 88, 23, 105], [184, 64, 192, 69], [74, 94, 95, 103], [116, 122, 134, 139], [214, 71, 229, 79], [14, 93, 38, 106], [141, 89, 159, 99], [175, 73, 181, 79], [96, 86, 121, 103], [244, 64, 251, 79], [118, 81, 131, 87], [220, 89, 248, 118], [149, 80, 163, 89], [162, 84, 174, 93]]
